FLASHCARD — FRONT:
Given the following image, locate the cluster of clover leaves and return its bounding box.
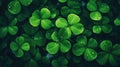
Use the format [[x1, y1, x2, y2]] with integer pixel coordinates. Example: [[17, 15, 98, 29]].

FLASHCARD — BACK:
[[0, 0, 120, 67]]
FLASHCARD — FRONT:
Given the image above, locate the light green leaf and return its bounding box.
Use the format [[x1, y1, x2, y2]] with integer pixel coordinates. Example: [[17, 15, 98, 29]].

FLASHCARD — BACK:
[[60, 40, 71, 53], [68, 13, 80, 25], [10, 42, 18, 51], [70, 23, 84, 35], [97, 52, 109, 65], [8, 0, 21, 14], [100, 40, 112, 51], [93, 25, 102, 34], [8, 26, 18, 35], [51, 31, 59, 42], [58, 0, 67, 3], [19, 0, 32, 6], [29, 16, 40, 27], [41, 19, 52, 30], [21, 42, 30, 51], [88, 38, 98, 48], [90, 11, 102, 21], [46, 42, 59, 54], [40, 8, 51, 19], [58, 27, 71, 39], [84, 48, 97, 61], [55, 18, 68, 28]]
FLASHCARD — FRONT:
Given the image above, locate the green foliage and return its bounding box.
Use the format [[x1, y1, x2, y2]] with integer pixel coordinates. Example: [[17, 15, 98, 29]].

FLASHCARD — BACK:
[[58, 0, 67, 3], [52, 57, 68, 67], [55, 13, 84, 36], [0, 18, 18, 38], [72, 36, 98, 61], [8, 0, 21, 14], [92, 16, 112, 34], [114, 18, 120, 26], [90, 11, 102, 21], [19, 0, 32, 6], [29, 8, 53, 29], [0, 0, 120, 67], [10, 36, 30, 57], [97, 40, 120, 65]]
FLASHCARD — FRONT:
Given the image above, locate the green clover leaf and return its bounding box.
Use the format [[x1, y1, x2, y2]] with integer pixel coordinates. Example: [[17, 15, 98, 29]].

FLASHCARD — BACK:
[[70, 23, 84, 35], [90, 11, 102, 21], [58, 27, 71, 39], [114, 18, 120, 26], [100, 40, 112, 52], [8, 26, 18, 35], [55, 18, 68, 28], [99, 3, 110, 13], [58, 0, 67, 3], [8, 0, 21, 14], [84, 48, 97, 61], [10, 36, 30, 57], [46, 42, 59, 54], [52, 57, 68, 67], [67, 13, 80, 25], [60, 40, 71, 53], [93, 25, 102, 34], [40, 8, 51, 19], [19, 0, 32, 6], [87, 1, 97, 11], [41, 19, 53, 30]]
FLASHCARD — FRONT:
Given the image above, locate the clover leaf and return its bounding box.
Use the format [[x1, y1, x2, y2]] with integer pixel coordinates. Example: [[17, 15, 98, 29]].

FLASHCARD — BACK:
[[46, 42, 59, 54], [25, 59, 38, 67], [114, 18, 120, 26], [87, 1, 97, 11], [19, 0, 32, 6], [92, 16, 112, 34], [99, 3, 110, 13], [72, 36, 98, 61], [46, 31, 71, 54], [8, 0, 21, 14], [97, 40, 120, 65], [55, 13, 84, 37], [52, 57, 68, 67], [29, 8, 53, 30], [58, 28, 71, 39], [10, 36, 30, 57], [0, 18, 18, 38], [90, 11, 102, 21], [67, 13, 80, 25], [61, 0, 81, 17], [58, 0, 67, 3], [93, 25, 102, 34], [55, 18, 68, 28]]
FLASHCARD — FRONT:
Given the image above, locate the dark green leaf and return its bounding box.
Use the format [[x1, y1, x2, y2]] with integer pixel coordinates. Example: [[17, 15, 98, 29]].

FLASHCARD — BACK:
[[8, 0, 21, 14], [84, 48, 97, 61], [100, 40, 112, 51]]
